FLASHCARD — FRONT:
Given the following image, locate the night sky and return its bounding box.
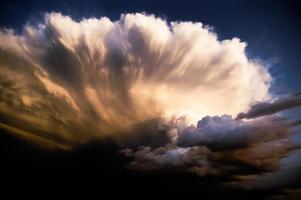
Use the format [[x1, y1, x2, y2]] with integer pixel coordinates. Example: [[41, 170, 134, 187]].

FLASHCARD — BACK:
[[0, 1, 301, 200]]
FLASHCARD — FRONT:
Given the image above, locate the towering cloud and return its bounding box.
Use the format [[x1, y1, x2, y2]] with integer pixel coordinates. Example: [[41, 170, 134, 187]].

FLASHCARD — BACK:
[[0, 12, 271, 148]]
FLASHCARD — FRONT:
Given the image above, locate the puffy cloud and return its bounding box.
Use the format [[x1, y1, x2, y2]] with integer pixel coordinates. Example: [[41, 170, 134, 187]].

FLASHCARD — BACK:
[[177, 115, 294, 150], [120, 145, 221, 177], [237, 93, 301, 119], [121, 114, 301, 185], [0, 12, 271, 148]]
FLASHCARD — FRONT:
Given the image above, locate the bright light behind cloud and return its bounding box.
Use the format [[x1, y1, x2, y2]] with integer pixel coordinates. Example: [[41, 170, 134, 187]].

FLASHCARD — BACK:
[[0, 12, 271, 148]]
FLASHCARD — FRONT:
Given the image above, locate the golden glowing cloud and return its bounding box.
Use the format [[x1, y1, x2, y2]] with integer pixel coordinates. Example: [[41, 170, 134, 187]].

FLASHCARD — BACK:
[[0, 13, 271, 148]]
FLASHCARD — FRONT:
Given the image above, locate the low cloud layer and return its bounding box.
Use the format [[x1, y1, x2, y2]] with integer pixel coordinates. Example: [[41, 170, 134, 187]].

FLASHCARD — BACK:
[[177, 115, 295, 150], [122, 115, 301, 175], [0, 12, 271, 148], [121, 96, 301, 189]]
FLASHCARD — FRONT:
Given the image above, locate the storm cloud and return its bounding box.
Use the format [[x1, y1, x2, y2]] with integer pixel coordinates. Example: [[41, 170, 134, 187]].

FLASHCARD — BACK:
[[0, 12, 271, 148], [1, 11, 301, 194], [121, 105, 301, 188], [122, 115, 301, 174]]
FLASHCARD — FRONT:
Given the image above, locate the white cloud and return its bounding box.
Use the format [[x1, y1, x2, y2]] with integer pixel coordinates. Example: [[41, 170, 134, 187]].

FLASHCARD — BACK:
[[0, 12, 271, 147]]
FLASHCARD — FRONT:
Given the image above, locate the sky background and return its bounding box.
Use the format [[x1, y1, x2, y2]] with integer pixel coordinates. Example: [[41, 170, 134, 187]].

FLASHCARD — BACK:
[[0, 0, 300, 95]]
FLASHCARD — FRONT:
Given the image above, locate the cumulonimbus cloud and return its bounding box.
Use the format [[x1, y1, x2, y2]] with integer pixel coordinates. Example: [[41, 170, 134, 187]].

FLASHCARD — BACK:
[[1, 12, 300, 191], [0, 12, 271, 148]]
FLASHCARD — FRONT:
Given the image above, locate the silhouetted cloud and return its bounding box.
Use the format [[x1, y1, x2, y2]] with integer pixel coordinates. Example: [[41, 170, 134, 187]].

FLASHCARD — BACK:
[[177, 115, 294, 150], [237, 93, 301, 119], [121, 113, 301, 188]]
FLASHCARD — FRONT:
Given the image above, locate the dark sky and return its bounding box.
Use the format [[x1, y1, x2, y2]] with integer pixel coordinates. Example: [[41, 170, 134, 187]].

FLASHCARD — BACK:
[[0, 0, 301, 94]]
